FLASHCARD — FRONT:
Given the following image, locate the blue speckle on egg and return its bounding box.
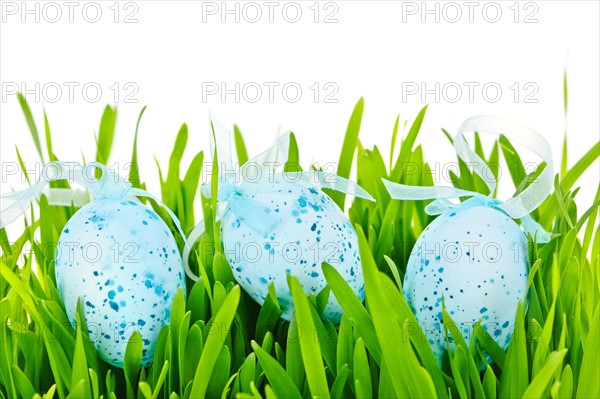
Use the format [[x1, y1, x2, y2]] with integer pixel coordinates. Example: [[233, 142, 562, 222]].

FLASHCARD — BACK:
[[403, 205, 528, 363], [55, 198, 186, 368], [221, 181, 363, 323]]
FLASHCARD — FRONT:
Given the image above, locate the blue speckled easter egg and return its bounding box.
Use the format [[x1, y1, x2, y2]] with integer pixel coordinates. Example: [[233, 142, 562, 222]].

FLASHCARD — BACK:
[[403, 205, 528, 363], [55, 198, 186, 368], [221, 182, 363, 323]]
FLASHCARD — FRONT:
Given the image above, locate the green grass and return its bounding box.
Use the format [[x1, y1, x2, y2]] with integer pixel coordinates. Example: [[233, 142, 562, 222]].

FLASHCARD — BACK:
[[1, 90, 599, 398]]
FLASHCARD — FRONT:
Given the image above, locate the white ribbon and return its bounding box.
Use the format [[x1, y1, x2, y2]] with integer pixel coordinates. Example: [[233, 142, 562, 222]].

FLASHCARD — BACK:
[[383, 116, 553, 242], [1, 161, 189, 264]]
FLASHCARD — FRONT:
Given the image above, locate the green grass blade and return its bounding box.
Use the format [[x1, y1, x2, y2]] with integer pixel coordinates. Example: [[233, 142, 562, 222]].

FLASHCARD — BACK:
[[124, 331, 143, 398], [577, 305, 600, 398], [523, 349, 567, 398], [95, 105, 117, 165], [11, 365, 35, 398], [129, 105, 147, 187], [322, 262, 382, 364], [16, 93, 44, 162], [252, 342, 302, 399], [288, 276, 330, 398], [43, 110, 57, 161], [330, 98, 364, 209], [284, 132, 300, 173], [353, 338, 372, 398], [70, 308, 90, 398], [189, 286, 241, 398], [499, 302, 528, 398], [233, 124, 249, 165], [560, 141, 600, 190]]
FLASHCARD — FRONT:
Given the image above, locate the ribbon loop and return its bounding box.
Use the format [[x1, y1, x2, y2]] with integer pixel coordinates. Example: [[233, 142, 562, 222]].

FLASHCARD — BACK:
[[93, 163, 133, 200], [383, 116, 553, 243]]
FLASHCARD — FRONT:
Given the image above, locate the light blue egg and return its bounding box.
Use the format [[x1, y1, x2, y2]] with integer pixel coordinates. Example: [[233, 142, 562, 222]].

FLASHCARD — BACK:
[[221, 181, 363, 323], [55, 198, 186, 368], [403, 205, 528, 363]]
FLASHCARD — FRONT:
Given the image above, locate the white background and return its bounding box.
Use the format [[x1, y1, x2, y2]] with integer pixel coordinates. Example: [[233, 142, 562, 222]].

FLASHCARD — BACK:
[[1, 1, 599, 215]]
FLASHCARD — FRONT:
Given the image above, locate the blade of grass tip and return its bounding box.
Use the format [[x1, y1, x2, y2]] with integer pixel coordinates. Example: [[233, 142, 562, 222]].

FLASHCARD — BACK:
[[562, 68, 569, 175], [482, 365, 497, 399], [138, 382, 153, 398], [255, 282, 283, 343], [129, 106, 147, 187], [11, 365, 35, 398], [67, 380, 87, 398], [43, 110, 57, 162], [124, 331, 143, 399], [251, 342, 302, 399], [353, 338, 372, 399], [582, 185, 600, 256], [499, 301, 528, 398], [284, 132, 301, 173], [165, 123, 189, 206], [563, 68, 569, 115], [539, 141, 600, 226], [1, 341, 17, 399], [330, 363, 350, 399], [441, 128, 454, 144], [330, 97, 364, 210], [513, 162, 546, 197], [532, 300, 556, 377], [210, 145, 220, 246], [561, 135, 568, 179], [233, 124, 249, 166], [474, 132, 485, 159], [189, 286, 240, 398], [288, 276, 330, 398], [559, 365, 573, 398], [182, 151, 205, 228], [285, 316, 305, 391], [440, 307, 484, 399], [15, 146, 32, 185], [204, 344, 230, 398], [554, 176, 574, 228], [560, 141, 599, 191], [88, 368, 99, 399], [336, 315, 353, 374], [499, 134, 527, 189], [152, 360, 170, 399], [322, 262, 382, 365], [389, 114, 400, 175], [95, 105, 117, 165], [392, 105, 427, 181], [17, 93, 44, 162], [71, 306, 90, 398]]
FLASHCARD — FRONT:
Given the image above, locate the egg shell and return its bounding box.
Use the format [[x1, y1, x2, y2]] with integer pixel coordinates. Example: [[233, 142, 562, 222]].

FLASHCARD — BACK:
[[55, 198, 186, 368], [221, 182, 363, 323], [403, 205, 528, 363]]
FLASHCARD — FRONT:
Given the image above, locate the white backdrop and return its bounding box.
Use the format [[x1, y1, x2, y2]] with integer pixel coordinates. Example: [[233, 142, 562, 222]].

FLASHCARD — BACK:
[[1, 1, 599, 212]]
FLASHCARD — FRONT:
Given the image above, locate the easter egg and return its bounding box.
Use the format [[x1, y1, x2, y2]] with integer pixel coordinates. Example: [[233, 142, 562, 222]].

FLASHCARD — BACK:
[[220, 181, 363, 323], [55, 198, 186, 368], [403, 205, 528, 363]]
